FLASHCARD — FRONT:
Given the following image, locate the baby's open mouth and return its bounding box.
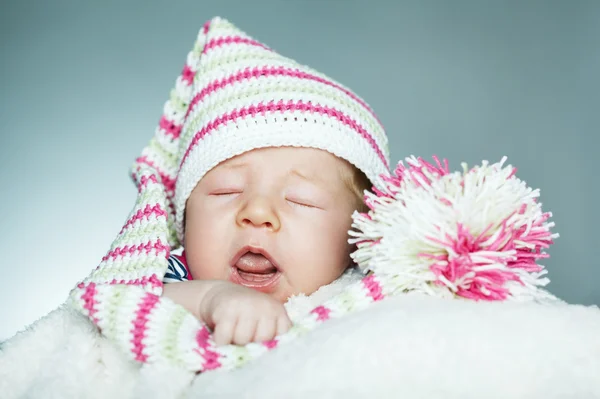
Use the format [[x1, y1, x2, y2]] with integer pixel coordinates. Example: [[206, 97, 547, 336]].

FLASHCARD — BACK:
[[229, 248, 281, 292]]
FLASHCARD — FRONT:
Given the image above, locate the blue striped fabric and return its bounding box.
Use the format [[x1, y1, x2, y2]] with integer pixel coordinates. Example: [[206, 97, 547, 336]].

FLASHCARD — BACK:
[[163, 253, 190, 283]]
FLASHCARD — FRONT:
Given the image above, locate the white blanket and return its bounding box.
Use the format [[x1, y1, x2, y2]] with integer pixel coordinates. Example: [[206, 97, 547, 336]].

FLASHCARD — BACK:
[[2, 294, 599, 399]]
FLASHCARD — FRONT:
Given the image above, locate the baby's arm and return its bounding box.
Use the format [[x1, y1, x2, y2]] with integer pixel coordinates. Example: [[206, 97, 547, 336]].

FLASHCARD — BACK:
[[162, 280, 216, 318], [162, 281, 291, 345]]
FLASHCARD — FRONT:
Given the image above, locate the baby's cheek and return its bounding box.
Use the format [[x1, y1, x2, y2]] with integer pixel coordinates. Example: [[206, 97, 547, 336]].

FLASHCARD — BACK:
[[187, 250, 229, 281], [185, 224, 231, 281], [304, 217, 351, 274]]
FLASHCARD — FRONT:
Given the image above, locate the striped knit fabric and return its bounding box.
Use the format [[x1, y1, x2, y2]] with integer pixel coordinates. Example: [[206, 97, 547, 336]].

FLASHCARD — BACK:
[[69, 16, 391, 372]]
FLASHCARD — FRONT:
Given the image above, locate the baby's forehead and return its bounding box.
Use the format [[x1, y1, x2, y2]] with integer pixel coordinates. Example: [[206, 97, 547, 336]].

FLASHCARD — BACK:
[[212, 147, 353, 177]]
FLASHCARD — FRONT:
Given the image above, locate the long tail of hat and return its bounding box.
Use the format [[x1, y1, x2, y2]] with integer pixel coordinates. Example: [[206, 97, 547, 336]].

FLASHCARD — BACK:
[[68, 18, 223, 371]]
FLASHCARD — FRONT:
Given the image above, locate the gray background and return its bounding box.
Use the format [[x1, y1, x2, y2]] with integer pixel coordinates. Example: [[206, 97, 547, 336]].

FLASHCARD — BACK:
[[1, 0, 598, 340]]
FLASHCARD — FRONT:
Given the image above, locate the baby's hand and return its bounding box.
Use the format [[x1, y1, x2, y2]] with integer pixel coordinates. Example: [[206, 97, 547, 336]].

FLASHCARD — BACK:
[[200, 282, 292, 346]]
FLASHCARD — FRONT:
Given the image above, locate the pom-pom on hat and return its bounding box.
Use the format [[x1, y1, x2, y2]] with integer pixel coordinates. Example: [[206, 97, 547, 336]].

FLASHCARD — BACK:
[[69, 16, 390, 372]]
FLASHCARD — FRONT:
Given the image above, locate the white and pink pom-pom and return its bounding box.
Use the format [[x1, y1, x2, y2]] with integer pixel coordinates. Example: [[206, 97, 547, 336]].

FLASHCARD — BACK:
[[349, 156, 559, 302]]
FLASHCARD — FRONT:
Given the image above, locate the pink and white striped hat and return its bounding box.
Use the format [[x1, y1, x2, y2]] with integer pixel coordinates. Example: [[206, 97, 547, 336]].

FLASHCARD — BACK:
[[70, 16, 390, 371], [136, 16, 390, 242]]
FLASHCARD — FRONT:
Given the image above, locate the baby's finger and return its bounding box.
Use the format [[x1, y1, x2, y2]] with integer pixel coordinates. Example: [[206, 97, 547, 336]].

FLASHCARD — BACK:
[[253, 316, 277, 342], [276, 313, 292, 336], [232, 317, 257, 346], [213, 318, 236, 346]]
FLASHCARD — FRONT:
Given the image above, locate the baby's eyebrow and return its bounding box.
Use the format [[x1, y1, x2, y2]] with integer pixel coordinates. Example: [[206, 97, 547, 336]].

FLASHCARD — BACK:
[[289, 169, 327, 187], [222, 161, 247, 169]]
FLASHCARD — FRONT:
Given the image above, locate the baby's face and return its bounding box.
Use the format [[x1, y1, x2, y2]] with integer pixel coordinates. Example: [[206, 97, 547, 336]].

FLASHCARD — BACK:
[[184, 147, 361, 302]]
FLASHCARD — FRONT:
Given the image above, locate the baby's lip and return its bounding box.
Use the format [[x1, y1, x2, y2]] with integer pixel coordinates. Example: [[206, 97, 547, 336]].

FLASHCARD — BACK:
[[229, 246, 281, 293], [229, 245, 281, 273]]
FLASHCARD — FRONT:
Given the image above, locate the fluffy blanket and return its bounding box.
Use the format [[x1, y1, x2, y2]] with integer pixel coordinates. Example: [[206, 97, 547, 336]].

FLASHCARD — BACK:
[[2, 293, 599, 399]]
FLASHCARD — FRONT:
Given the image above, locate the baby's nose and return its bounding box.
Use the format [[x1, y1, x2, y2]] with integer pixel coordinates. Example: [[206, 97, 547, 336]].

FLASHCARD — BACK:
[[236, 195, 281, 231]]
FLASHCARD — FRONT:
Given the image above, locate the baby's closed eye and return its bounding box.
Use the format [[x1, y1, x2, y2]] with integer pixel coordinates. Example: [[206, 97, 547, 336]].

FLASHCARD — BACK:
[[210, 189, 243, 196], [286, 197, 321, 209], [285, 188, 328, 210]]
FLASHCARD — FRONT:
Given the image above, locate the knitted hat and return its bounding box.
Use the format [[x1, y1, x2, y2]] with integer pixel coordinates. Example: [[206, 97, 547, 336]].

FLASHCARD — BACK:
[[140, 16, 389, 244], [69, 16, 390, 372]]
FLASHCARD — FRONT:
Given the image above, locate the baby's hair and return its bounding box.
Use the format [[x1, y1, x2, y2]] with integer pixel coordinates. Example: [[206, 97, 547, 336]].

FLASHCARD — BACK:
[[343, 165, 372, 214]]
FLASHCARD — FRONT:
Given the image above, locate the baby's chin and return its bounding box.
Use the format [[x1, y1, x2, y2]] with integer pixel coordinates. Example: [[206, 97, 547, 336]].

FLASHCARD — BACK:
[[223, 266, 290, 302], [262, 279, 297, 303], [193, 264, 330, 302], [265, 280, 312, 304]]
